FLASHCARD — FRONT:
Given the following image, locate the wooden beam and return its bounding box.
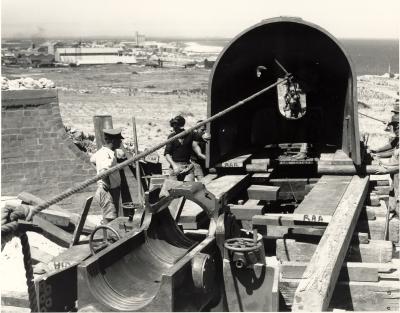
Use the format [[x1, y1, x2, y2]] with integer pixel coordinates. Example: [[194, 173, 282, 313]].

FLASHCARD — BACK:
[[280, 279, 399, 311], [251, 158, 271, 165], [276, 239, 392, 263], [280, 261, 399, 282], [247, 185, 280, 201], [1, 291, 30, 308], [294, 176, 353, 216], [245, 163, 268, 172], [70, 197, 93, 247], [253, 213, 331, 227], [229, 203, 264, 220], [215, 154, 252, 168], [30, 246, 54, 264], [373, 186, 392, 195], [17, 192, 70, 227], [206, 174, 250, 204], [292, 175, 369, 311], [389, 217, 400, 243], [32, 215, 73, 248], [200, 173, 218, 185], [250, 173, 271, 183], [356, 217, 386, 240]]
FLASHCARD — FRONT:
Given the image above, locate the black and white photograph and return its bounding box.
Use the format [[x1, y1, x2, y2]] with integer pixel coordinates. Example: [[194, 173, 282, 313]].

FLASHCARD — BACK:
[[1, 0, 399, 311]]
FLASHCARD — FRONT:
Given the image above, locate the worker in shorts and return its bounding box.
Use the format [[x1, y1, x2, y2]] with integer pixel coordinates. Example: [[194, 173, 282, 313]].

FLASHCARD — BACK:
[[191, 120, 210, 180], [90, 128, 125, 224], [164, 115, 205, 181]]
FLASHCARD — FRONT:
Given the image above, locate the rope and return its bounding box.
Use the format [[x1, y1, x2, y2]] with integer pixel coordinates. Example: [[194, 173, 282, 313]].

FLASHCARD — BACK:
[[20, 233, 38, 312], [2, 205, 37, 311], [27, 77, 290, 220]]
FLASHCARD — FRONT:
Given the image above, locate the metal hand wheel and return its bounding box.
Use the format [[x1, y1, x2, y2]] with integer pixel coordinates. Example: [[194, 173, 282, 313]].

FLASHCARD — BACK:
[[89, 225, 121, 255], [224, 236, 262, 252]]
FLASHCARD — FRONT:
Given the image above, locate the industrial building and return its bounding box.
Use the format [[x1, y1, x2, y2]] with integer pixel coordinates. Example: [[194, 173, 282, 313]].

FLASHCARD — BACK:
[[55, 47, 137, 65]]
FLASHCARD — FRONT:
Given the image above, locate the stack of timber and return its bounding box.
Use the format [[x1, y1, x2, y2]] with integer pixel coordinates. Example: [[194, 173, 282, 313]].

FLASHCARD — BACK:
[[249, 172, 399, 311]]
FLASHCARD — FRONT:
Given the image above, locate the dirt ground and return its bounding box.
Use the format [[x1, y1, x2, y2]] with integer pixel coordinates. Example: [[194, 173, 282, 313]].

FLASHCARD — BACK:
[[1, 65, 399, 308]]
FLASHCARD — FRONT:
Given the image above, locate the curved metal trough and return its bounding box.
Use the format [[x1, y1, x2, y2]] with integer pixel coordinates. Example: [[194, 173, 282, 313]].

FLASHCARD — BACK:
[[77, 207, 219, 312]]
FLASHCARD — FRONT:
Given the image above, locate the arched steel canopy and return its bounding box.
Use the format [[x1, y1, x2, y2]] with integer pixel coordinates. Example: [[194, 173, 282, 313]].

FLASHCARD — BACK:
[[207, 17, 360, 166]]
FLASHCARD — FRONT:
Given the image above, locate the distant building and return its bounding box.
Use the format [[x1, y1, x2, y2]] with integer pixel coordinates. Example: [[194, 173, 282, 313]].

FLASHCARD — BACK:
[[16, 52, 54, 67], [54, 47, 137, 65], [135, 32, 146, 46]]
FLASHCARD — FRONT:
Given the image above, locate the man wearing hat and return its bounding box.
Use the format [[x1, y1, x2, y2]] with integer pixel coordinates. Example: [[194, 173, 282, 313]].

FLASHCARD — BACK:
[[374, 100, 399, 218], [164, 115, 205, 181], [371, 101, 399, 158], [90, 128, 124, 223]]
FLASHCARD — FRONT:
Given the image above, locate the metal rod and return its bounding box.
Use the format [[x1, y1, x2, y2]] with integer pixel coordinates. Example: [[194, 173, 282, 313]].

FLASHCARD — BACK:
[[358, 112, 386, 124], [28, 77, 290, 219], [274, 59, 290, 76], [132, 117, 144, 205]]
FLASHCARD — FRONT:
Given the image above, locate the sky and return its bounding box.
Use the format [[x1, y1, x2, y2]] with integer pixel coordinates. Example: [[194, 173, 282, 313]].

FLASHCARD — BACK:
[[1, 0, 399, 39]]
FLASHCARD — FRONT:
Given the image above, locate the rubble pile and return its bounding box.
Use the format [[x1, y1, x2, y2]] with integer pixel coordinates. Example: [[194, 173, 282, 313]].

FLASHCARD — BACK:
[[1, 76, 56, 90]]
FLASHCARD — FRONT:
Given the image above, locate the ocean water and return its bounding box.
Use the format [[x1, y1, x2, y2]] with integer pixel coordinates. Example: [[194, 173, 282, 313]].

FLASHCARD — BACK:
[[180, 38, 399, 76]]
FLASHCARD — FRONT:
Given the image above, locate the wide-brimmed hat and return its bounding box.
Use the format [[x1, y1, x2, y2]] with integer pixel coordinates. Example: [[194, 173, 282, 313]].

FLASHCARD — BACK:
[[103, 128, 124, 139]]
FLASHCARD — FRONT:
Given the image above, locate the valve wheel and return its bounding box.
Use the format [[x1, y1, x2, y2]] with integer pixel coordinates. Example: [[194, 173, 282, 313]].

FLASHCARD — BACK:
[[224, 236, 262, 252], [89, 225, 121, 255]]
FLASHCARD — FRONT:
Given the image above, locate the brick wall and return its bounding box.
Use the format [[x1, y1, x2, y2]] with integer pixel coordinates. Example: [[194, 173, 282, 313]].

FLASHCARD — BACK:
[[1, 89, 97, 212]]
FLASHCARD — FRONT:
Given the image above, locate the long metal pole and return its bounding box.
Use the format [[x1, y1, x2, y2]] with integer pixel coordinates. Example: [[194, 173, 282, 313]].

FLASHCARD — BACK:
[[358, 112, 386, 124], [132, 117, 143, 205], [28, 77, 290, 219]]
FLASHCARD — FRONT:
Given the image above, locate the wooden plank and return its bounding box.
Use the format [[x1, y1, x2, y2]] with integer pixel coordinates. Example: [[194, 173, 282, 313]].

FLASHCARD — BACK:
[[277, 239, 392, 263], [295, 175, 353, 215], [332, 149, 354, 165], [389, 217, 400, 243], [37, 209, 71, 227], [250, 173, 271, 183], [70, 197, 93, 247], [205, 174, 250, 203], [179, 200, 204, 223], [369, 174, 390, 183], [215, 154, 252, 168], [245, 163, 268, 172], [369, 194, 380, 206], [253, 213, 331, 227], [200, 173, 218, 185], [280, 279, 399, 311], [292, 175, 369, 311], [319, 153, 334, 162], [373, 186, 392, 195], [17, 192, 70, 227], [30, 246, 54, 264], [251, 158, 271, 165], [32, 215, 73, 248], [281, 261, 399, 281], [356, 217, 386, 240], [69, 213, 97, 234], [1, 291, 29, 308], [229, 204, 264, 220], [247, 185, 280, 201]]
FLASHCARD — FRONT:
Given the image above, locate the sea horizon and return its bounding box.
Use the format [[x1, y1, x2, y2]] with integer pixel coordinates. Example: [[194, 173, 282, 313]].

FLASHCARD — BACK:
[[1, 37, 398, 76]]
